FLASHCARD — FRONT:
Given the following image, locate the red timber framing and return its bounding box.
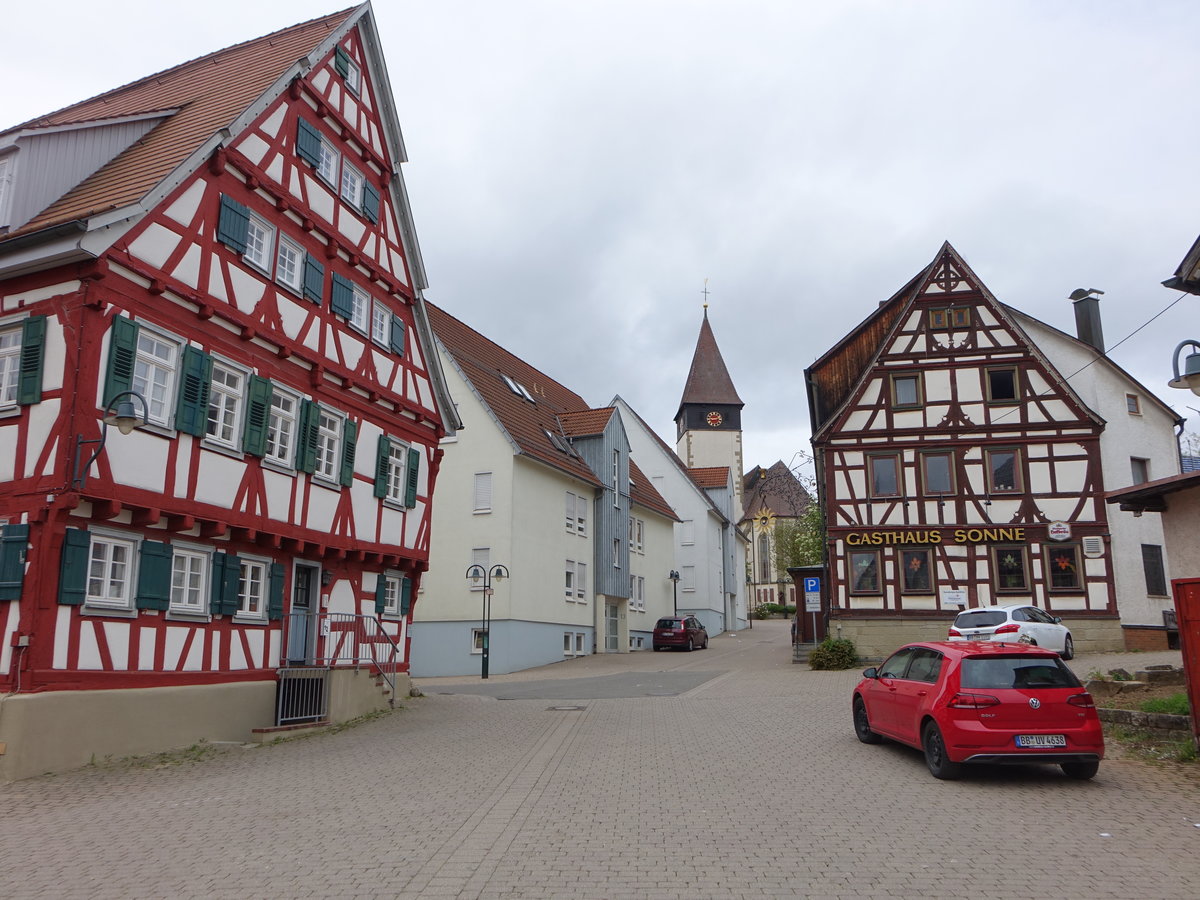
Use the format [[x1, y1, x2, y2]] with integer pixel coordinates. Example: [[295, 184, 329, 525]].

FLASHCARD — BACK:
[[0, 9, 459, 699], [806, 243, 1117, 624]]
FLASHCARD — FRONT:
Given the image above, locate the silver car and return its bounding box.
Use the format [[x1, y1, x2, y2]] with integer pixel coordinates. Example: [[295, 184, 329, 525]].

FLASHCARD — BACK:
[[947, 604, 1074, 659]]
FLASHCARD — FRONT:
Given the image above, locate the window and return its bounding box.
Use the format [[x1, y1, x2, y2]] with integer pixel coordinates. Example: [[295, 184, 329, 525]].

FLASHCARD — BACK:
[[566, 491, 587, 534], [986, 449, 1021, 493], [869, 454, 900, 498], [344, 59, 361, 94], [243, 214, 274, 271], [371, 300, 390, 346], [378, 573, 401, 617], [276, 237, 304, 292], [340, 163, 365, 208], [633, 576, 645, 610], [613, 538, 620, 568], [928, 307, 971, 330], [613, 450, 620, 506], [316, 136, 338, 185], [205, 362, 245, 449], [892, 374, 921, 408], [1131, 457, 1149, 485], [348, 285, 370, 333], [576, 562, 586, 599], [469, 548, 489, 591], [878, 647, 914, 678], [0, 325, 20, 407], [993, 546, 1029, 592], [922, 452, 954, 495], [986, 367, 1019, 403], [758, 533, 771, 581], [237, 559, 268, 618], [314, 408, 343, 481], [501, 374, 535, 402], [471, 628, 486, 654], [132, 330, 179, 427], [905, 648, 944, 683], [900, 549, 932, 593], [849, 551, 880, 594], [565, 561, 576, 599], [266, 389, 299, 466], [87, 534, 137, 609], [1044, 544, 1082, 590], [473, 472, 492, 513], [169, 548, 208, 614], [634, 519, 644, 553], [1142, 544, 1167, 597], [564, 632, 587, 657], [1126, 393, 1141, 415], [383, 439, 409, 503]]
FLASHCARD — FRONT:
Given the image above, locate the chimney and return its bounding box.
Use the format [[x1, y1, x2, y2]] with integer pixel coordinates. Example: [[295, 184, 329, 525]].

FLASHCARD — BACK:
[[1069, 288, 1105, 352]]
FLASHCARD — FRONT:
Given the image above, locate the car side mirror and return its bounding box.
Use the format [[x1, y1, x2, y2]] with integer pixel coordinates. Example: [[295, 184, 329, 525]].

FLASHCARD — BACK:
[[862, 667, 878, 679], [1052, 616, 1062, 624]]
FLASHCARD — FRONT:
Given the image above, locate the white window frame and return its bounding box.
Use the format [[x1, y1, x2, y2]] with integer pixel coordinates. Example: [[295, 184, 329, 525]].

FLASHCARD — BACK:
[[473, 472, 492, 514], [344, 58, 362, 94], [563, 632, 574, 656], [340, 162, 365, 209], [169, 544, 210, 616], [85, 529, 140, 612], [371, 299, 390, 346], [204, 359, 248, 451], [314, 407, 344, 482], [316, 137, 339, 185], [265, 386, 300, 469], [348, 284, 370, 333], [243, 213, 274, 272], [613, 538, 620, 569], [576, 561, 586, 599], [0, 323, 20, 409], [565, 560, 575, 600], [471, 628, 486, 654], [131, 327, 181, 428], [275, 236, 304, 293], [236, 556, 270, 620], [380, 571, 402, 618], [385, 438, 409, 504], [574, 632, 586, 655]]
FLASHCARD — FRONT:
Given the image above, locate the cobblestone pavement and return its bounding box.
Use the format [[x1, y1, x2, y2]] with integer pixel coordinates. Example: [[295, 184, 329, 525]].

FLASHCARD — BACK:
[[1, 621, 1197, 899]]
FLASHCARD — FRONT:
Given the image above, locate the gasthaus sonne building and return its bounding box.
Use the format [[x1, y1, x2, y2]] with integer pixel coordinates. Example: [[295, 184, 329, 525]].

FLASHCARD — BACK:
[[0, 4, 461, 781], [805, 243, 1179, 659]]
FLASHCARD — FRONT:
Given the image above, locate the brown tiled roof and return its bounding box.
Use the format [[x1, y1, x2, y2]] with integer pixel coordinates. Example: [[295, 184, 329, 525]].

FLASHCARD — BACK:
[[1, 7, 358, 242], [688, 466, 731, 489], [559, 408, 615, 438], [676, 312, 742, 418], [741, 461, 812, 520]]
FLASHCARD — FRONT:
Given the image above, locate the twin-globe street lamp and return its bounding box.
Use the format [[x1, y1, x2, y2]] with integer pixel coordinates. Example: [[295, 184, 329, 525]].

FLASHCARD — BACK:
[[466, 564, 509, 679]]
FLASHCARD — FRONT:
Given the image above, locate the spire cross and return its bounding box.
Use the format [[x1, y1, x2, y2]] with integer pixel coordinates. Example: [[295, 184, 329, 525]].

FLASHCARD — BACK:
[[701, 278, 710, 311]]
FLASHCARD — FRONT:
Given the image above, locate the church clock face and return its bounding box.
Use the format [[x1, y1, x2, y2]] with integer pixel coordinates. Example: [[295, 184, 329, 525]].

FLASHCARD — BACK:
[[706, 411, 723, 427]]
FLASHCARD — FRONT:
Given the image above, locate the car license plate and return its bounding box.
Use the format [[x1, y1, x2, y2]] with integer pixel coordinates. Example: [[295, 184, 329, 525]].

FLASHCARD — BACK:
[[1015, 734, 1066, 748]]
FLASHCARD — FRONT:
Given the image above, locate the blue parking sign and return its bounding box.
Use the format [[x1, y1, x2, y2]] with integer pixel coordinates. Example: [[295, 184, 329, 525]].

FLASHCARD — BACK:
[[803, 576, 820, 593]]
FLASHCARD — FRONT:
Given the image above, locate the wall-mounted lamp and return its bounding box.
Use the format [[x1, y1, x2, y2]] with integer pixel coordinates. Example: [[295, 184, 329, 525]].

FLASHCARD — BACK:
[[1168, 340, 1200, 396], [71, 391, 150, 490]]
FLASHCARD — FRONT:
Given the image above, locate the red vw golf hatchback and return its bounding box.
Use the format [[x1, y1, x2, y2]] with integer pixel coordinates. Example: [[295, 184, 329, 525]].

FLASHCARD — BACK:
[[852, 641, 1104, 780]]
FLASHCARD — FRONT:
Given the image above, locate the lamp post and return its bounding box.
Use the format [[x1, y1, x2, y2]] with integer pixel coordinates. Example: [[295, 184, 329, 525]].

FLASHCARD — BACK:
[[466, 563, 508, 679], [71, 390, 150, 490], [669, 569, 680, 615], [1168, 340, 1200, 396]]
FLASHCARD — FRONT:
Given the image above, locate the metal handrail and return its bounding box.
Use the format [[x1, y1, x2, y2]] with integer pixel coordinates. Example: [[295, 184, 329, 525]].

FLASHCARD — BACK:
[[284, 611, 402, 706]]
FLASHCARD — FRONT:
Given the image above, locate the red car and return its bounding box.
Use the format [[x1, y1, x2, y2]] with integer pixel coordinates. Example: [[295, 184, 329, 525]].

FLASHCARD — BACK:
[[852, 641, 1104, 780], [652, 615, 709, 651]]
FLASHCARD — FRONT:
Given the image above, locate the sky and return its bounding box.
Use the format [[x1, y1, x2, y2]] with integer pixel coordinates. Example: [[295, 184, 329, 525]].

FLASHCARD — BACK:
[[6, 1, 1200, 481]]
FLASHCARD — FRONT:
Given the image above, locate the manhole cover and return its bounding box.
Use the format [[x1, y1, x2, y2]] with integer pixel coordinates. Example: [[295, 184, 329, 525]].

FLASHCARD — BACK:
[[547, 705, 586, 711]]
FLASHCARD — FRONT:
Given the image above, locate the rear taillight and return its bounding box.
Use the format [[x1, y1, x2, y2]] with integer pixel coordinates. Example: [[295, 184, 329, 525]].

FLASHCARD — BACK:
[[1067, 693, 1095, 708], [949, 692, 1000, 709], [948, 627, 962, 638], [993, 623, 1020, 635]]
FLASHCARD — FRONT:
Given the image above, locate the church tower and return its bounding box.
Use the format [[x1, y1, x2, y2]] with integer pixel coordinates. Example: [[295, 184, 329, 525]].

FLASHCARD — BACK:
[[675, 308, 745, 511]]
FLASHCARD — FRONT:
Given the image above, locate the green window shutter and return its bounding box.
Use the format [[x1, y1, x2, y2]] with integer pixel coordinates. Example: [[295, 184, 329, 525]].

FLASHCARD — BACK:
[[374, 575, 388, 615], [339, 419, 358, 487], [136, 540, 173, 610], [302, 254, 325, 303], [216, 194, 250, 252], [389, 314, 406, 356], [0, 523, 30, 601], [335, 46, 351, 77], [210, 552, 241, 616], [104, 316, 139, 405], [58, 528, 90, 606], [400, 577, 413, 617], [296, 118, 322, 167], [405, 446, 420, 508], [175, 345, 213, 437], [330, 273, 354, 319], [362, 183, 380, 223], [296, 399, 319, 473], [17, 315, 47, 406], [268, 562, 285, 621], [242, 376, 273, 456], [373, 435, 391, 499]]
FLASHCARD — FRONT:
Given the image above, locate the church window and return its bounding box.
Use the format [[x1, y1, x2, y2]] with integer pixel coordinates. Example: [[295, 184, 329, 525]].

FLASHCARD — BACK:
[[758, 533, 771, 581]]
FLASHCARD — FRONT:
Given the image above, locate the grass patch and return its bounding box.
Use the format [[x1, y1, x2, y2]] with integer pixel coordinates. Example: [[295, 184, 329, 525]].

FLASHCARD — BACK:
[[1141, 693, 1190, 716], [1105, 724, 1198, 764]]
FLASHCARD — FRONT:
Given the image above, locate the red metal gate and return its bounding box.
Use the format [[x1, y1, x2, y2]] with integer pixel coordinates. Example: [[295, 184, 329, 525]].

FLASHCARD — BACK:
[[1171, 578, 1200, 750]]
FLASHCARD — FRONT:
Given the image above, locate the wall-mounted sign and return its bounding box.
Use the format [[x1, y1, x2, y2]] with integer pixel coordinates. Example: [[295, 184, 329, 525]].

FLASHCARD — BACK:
[[844, 527, 1025, 547], [1047, 521, 1071, 542], [941, 589, 967, 607]]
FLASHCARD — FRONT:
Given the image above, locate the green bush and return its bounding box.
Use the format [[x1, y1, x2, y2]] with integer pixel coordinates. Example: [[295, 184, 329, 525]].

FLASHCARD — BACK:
[[754, 603, 784, 619], [783, 605, 797, 617], [808, 637, 858, 670], [1141, 694, 1191, 716]]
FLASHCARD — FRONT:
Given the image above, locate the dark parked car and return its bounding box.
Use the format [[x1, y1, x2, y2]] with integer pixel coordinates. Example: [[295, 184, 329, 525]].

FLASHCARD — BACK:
[[653, 615, 708, 651], [852, 640, 1103, 780]]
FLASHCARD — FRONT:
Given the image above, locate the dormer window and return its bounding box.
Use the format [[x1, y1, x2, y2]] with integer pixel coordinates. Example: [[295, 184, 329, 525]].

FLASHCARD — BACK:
[[501, 374, 535, 402]]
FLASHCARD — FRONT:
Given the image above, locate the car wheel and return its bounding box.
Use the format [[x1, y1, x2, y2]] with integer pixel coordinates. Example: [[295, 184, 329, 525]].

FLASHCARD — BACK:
[[1061, 634, 1075, 661], [853, 698, 882, 744], [701, 637, 709, 649], [1061, 760, 1099, 780], [686, 638, 694, 652], [922, 721, 963, 780]]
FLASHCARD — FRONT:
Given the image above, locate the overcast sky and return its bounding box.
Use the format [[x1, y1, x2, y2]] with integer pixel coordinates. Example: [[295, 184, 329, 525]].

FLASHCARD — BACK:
[[7, 1, 1200, 480]]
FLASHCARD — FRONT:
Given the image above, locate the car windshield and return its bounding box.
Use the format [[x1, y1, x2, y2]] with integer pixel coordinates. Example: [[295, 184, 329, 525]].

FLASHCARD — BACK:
[[960, 655, 1082, 690], [955, 610, 1007, 628], [656, 619, 682, 629]]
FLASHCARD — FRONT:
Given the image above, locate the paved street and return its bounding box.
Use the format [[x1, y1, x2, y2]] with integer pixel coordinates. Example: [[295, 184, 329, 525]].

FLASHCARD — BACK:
[[2, 620, 1198, 899]]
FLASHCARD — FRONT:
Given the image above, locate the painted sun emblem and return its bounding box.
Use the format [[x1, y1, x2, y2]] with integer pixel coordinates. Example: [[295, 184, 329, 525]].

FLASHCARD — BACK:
[[706, 411, 723, 427]]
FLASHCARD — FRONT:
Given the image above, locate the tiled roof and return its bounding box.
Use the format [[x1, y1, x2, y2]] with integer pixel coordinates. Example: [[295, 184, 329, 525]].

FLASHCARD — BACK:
[[741, 461, 812, 520], [676, 312, 742, 418], [1, 7, 358, 242], [559, 408, 615, 437], [688, 466, 731, 489]]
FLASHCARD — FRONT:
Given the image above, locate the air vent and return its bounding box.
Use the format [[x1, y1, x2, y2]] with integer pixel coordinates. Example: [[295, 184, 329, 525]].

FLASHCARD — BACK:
[[1081, 536, 1104, 558]]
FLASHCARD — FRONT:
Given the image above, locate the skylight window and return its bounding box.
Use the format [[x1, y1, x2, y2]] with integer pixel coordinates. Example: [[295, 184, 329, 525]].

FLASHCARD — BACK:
[[502, 374, 535, 403]]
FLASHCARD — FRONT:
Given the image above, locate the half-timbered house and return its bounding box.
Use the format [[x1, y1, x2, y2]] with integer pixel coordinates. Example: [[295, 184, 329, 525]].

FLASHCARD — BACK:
[[806, 243, 1179, 657], [0, 5, 460, 781]]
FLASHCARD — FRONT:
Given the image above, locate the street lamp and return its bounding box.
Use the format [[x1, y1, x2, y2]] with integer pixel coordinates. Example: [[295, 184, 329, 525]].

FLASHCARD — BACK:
[[669, 569, 680, 615], [466, 563, 508, 679], [1168, 340, 1200, 396], [71, 390, 150, 490]]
